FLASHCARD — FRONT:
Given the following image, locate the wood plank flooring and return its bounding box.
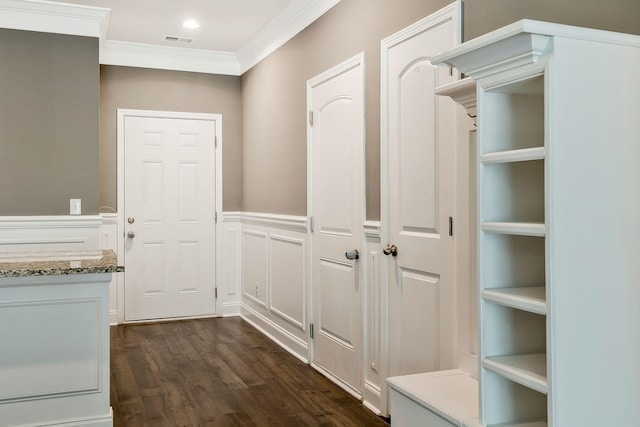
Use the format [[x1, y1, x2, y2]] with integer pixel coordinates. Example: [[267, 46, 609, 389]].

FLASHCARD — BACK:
[[110, 317, 390, 426]]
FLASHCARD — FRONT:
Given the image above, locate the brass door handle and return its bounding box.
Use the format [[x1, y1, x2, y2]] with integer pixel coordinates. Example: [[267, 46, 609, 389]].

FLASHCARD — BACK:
[[383, 244, 398, 257]]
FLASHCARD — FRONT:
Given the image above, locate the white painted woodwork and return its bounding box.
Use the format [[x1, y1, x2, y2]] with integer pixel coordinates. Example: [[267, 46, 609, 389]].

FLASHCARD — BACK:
[[237, 212, 309, 362], [222, 213, 242, 317], [437, 76, 480, 379], [381, 4, 458, 380], [0, 273, 112, 427], [0, 0, 109, 39], [122, 113, 217, 321], [434, 20, 640, 427], [388, 369, 479, 427], [0, 216, 102, 252], [362, 221, 383, 415], [307, 53, 365, 397], [100, 213, 121, 324]]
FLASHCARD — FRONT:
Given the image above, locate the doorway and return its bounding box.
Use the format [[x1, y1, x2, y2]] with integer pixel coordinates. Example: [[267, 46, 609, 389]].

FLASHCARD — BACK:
[[116, 109, 223, 322]]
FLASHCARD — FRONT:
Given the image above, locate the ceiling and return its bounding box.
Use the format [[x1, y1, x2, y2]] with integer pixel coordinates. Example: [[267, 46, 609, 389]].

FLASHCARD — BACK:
[[58, 0, 294, 52], [0, 0, 340, 74]]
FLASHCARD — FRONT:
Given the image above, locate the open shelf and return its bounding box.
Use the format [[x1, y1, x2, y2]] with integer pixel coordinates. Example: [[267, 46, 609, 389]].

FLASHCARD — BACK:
[[482, 287, 546, 315], [482, 160, 544, 224], [483, 354, 547, 394], [482, 222, 545, 237], [481, 147, 545, 164]]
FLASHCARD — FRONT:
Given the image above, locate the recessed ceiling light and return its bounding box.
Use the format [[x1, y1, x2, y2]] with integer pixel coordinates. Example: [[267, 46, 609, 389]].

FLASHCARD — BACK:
[[183, 20, 200, 29]]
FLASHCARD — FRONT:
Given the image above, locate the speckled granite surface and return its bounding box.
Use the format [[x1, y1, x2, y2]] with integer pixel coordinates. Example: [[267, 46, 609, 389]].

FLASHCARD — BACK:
[[0, 249, 124, 278]]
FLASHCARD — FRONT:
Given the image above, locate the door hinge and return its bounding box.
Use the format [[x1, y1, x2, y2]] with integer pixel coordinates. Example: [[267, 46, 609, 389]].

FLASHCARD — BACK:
[[308, 110, 314, 127], [449, 216, 454, 236], [215, 287, 218, 299], [215, 212, 218, 223], [309, 216, 314, 232], [449, 66, 454, 76], [310, 323, 314, 339], [214, 135, 218, 148]]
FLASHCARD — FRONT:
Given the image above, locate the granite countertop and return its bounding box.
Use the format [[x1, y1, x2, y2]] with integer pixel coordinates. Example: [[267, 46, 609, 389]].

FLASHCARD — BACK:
[[0, 249, 125, 278]]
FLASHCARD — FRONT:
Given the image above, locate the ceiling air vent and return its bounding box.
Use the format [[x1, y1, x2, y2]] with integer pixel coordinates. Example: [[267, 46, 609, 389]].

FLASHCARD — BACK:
[[163, 36, 194, 43]]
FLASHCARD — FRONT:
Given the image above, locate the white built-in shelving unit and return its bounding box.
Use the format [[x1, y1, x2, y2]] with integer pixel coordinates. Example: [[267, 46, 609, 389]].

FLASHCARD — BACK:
[[434, 20, 640, 427]]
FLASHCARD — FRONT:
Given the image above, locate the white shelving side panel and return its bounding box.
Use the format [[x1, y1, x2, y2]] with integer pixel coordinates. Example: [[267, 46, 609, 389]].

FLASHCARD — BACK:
[[481, 147, 545, 164], [481, 222, 545, 237], [483, 354, 547, 394], [482, 287, 546, 315]]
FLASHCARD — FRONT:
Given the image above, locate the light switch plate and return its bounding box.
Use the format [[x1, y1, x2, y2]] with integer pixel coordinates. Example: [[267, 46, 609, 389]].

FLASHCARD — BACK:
[[70, 199, 81, 215]]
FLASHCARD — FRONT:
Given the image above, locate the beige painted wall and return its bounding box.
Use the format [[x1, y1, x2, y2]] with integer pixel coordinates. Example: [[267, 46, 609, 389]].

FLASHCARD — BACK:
[[242, 0, 640, 219], [242, 0, 451, 219], [0, 29, 99, 215], [464, 0, 640, 40], [99, 66, 243, 212]]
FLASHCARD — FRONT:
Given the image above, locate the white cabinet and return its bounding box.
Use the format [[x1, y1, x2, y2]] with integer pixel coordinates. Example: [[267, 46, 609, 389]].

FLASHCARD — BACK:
[[433, 20, 640, 427]]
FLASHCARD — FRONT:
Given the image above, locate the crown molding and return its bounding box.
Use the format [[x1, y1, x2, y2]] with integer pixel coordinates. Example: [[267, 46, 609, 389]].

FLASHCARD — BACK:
[[236, 0, 342, 74], [100, 40, 241, 76], [0, 0, 109, 38], [2, 0, 341, 76]]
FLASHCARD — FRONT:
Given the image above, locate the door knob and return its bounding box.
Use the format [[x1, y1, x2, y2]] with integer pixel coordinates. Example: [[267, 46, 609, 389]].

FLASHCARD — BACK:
[[345, 249, 359, 260], [127, 231, 136, 239], [383, 244, 398, 257]]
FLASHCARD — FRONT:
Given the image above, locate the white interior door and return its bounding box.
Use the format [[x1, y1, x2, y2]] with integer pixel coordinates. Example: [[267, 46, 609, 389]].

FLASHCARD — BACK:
[[308, 53, 364, 397], [123, 115, 217, 321], [382, 8, 458, 377]]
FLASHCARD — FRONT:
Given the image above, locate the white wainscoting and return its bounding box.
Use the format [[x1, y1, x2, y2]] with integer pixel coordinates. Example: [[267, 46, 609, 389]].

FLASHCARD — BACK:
[[0, 215, 102, 252], [222, 213, 242, 317], [0, 273, 112, 427], [362, 221, 385, 416], [223, 212, 310, 363], [100, 213, 121, 325]]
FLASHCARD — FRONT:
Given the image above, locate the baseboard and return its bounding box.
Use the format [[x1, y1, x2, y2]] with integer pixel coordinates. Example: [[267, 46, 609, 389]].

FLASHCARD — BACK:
[[363, 380, 383, 415], [240, 304, 308, 364], [222, 302, 241, 317], [13, 409, 113, 427], [311, 362, 362, 400], [109, 310, 118, 326]]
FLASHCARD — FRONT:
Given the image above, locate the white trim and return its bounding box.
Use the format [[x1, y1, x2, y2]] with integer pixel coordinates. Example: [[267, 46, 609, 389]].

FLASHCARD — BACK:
[[363, 380, 383, 415], [0, 215, 102, 229], [241, 304, 309, 363], [2, 0, 341, 75], [116, 109, 223, 323], [240, 212, 308, 231], [237, 0, 342, 73], [99, 213, 120, 325], [311, 362, 362, 400], [222, 302, 241, 317], [363, 221, 381, 239], [100, 40, 241, 76], [0, 0, 109, 39]]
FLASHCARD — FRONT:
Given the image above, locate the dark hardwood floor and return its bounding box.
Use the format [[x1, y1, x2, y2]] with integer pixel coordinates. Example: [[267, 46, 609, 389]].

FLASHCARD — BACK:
[[110, 317, 390, 427]]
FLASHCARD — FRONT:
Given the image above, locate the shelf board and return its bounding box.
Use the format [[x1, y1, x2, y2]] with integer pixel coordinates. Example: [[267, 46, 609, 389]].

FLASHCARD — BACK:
[[481, 222, 546, 237], [483, 354, 547, 394], [491, 422, 547, 427], [482, 287, 546, 315], [481, 147, 545, 164]]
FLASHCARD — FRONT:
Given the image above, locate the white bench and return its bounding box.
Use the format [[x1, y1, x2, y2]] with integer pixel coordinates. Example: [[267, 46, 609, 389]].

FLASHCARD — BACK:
[[387, 369, 479, 427]]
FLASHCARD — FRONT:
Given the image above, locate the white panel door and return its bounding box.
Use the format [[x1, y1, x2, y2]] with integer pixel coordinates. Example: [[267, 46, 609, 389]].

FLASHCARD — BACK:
[[308, 54, 364, 396], [124, 116, 216, 321], [383, 12, 457, 376]]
